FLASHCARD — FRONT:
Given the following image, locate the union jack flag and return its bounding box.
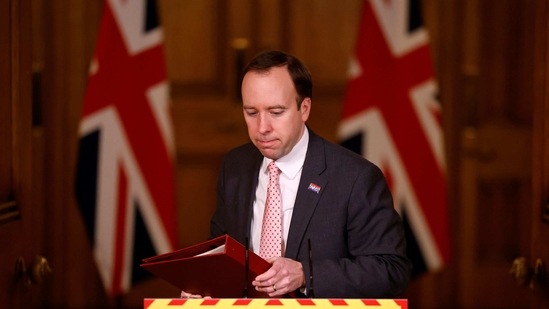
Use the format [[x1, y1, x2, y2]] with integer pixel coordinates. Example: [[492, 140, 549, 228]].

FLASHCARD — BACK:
[[75, 0, 177, 296], [338, 0, 451, 276]]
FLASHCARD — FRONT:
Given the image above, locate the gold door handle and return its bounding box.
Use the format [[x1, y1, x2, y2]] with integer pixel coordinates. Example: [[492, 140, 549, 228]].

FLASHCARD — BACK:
[[509, 257, 531, 286], [30, 255, 52, 284], [15, 255, 52, 286]]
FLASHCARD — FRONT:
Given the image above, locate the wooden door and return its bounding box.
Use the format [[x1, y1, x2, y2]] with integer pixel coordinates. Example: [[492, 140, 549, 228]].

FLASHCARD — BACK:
[[0, 0, 50, 307], [403, 0, 548, 307], [453, 0, 537, 308], [405, 0, 541, 307], [1, 0, 114, 307]]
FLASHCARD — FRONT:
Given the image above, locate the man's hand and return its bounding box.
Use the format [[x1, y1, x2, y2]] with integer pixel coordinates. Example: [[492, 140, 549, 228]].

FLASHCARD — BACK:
[[252, 257, 305, 297]]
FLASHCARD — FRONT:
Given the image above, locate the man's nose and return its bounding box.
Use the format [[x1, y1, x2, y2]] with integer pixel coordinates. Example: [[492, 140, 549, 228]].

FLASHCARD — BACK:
[[258, 114, 271, 133]]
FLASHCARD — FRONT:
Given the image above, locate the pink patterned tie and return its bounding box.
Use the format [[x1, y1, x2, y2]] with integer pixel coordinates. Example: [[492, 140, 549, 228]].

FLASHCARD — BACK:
[[259, 162, 282, 259]]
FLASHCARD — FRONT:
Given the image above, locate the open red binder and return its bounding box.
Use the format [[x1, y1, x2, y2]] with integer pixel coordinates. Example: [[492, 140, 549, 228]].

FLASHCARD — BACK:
[[141, 235, 271, 298]]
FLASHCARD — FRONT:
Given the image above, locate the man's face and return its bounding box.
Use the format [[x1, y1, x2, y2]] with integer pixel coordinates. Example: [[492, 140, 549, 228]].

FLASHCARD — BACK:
[[241, 66, 311, 160]]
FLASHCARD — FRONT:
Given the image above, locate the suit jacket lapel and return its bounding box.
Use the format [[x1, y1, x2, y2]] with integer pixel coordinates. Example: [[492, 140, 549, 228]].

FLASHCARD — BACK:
[[241, 149, 263, 244], [285, 131, 327, 259]]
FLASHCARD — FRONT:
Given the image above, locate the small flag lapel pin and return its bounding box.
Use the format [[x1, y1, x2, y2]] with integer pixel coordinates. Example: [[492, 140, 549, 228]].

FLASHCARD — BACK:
[[308, 183, 321, 194]]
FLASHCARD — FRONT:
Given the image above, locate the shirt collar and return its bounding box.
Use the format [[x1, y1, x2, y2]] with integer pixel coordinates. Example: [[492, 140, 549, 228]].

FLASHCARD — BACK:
[[262, 127, 309, 180]]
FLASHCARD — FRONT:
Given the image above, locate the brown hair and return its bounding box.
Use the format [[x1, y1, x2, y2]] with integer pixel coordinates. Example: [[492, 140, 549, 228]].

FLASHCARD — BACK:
[[242, 50, 313, 107]]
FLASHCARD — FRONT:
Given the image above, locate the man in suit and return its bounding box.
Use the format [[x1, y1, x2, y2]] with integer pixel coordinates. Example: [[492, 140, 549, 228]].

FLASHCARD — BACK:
[[210, 50, 411, 298]]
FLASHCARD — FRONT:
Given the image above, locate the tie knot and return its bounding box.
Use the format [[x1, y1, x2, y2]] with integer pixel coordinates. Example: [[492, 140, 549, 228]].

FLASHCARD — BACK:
[[268, 162, 281, 177]]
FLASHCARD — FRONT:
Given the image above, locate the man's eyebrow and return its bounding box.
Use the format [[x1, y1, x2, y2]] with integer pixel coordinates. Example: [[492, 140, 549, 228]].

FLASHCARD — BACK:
[[242, 105, 286, 110], [268, 105, 287, 110]]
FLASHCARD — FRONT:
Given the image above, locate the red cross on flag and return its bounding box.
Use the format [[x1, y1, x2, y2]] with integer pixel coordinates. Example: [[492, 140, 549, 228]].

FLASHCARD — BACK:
[[75, 0, 177, 296], [338, 0, 451, 276]]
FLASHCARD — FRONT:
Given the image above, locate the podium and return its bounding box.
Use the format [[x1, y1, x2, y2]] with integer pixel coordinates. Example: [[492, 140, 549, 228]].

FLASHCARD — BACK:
[[144, 299, 408, 309], [141, 236, 409, 308]]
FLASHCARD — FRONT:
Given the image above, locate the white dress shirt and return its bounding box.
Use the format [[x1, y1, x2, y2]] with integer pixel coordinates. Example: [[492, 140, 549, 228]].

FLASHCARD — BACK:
[[250, 128, 309, 255]]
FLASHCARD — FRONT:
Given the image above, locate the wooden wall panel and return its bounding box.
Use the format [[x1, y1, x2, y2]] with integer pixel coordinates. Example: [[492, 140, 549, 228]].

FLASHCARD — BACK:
[[162, 0, 361, 98], [255, 0, 284, 49], [160, 0, 227, 95], [289, 0, 362, 94], [478, 0, 534, 124]]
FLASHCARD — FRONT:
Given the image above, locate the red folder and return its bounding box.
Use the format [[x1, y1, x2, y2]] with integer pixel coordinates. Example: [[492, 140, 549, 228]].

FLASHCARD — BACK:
[[141, 235, 271, 298]]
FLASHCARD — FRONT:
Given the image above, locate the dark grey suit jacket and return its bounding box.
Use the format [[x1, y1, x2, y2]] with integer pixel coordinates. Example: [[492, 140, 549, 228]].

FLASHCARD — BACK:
[[210, 129, 411, 298]]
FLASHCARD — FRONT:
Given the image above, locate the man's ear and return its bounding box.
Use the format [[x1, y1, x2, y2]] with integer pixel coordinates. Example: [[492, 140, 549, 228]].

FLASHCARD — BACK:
[[300, 97, 312, 121]]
